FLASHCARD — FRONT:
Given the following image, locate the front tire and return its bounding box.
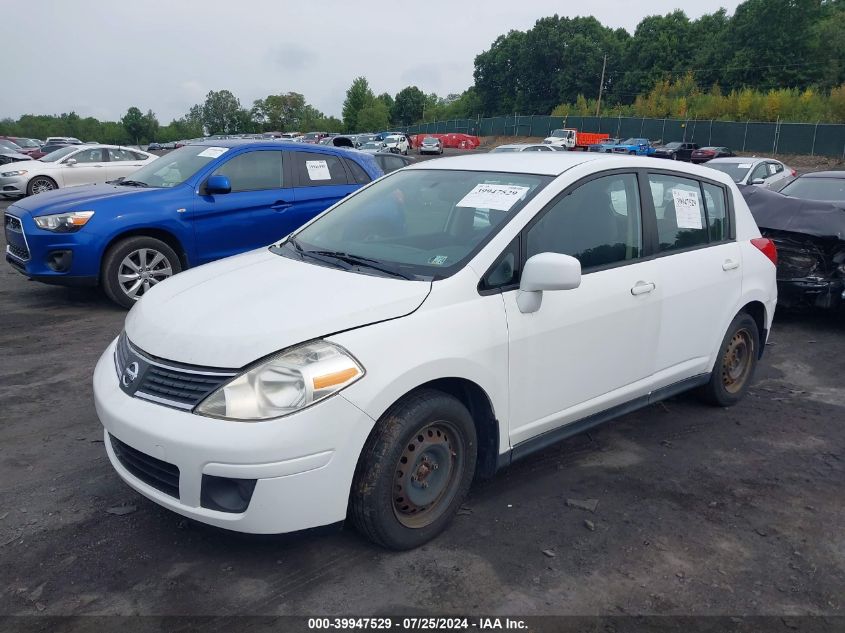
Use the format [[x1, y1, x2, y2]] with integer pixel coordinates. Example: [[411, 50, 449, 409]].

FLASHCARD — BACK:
[[101, 236, 182, 309], [27, 176, 58, 196], [699, 312, 760, 407], [350, 389, 477, 550]]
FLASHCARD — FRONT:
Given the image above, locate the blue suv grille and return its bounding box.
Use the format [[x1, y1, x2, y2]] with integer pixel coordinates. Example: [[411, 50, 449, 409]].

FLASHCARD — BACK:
[[4, 213, 30, 261]]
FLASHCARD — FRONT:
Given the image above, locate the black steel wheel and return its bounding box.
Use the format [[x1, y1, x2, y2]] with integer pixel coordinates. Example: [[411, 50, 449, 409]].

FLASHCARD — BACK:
[[351, 389, 477, 549], [700, 312, 760, 407]]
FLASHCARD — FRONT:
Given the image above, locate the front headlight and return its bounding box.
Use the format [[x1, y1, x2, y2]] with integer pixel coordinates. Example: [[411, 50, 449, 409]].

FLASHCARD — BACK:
[[196, 340, 364, 421], [1, 169, 28, 177], [34, 211, 95, 232]]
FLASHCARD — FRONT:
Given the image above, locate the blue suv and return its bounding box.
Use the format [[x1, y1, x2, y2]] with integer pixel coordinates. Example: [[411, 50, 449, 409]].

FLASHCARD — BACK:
[[4, 140, 382, 307]]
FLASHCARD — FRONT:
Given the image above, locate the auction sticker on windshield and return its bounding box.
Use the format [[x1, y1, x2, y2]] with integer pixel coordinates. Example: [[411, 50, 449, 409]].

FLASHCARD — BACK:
[[197, 147, 228, 159], [672, 188, 703, 229], [457, 184, 530, 211], [306, 160, 331, 180]]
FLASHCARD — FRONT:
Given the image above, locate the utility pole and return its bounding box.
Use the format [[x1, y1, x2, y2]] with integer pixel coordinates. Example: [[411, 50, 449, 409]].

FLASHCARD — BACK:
[[596, 54, 607, 117]]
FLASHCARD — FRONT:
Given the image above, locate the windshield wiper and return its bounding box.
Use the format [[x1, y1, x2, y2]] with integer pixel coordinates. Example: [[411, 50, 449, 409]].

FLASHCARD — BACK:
[[119, 180, 149, 188], [306, 250, 412, 280]]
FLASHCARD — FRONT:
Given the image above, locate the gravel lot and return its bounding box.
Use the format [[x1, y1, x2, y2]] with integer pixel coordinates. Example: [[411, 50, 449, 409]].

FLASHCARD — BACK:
[[1, 158, 844, 621]]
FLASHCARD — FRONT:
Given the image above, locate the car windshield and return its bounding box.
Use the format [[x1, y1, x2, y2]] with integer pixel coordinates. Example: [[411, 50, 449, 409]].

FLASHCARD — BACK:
[[115, 145, 223, 188], [385, 136, 402, 143], [665, 142, 682, 149], [304, 133, 320, 140], [362, 142, 381, 149], [490, 147, 520, 152], [423, 138, 438, 144], [13, 138, 39, 148], [549, 129, 567, 137], [39, 146, 78, 162], [276, 169, 551, 279], [780, 177, 845, 203], [0, 139, 22, 151], [704, 162, 753, 183], [620, 138, 638, 145]]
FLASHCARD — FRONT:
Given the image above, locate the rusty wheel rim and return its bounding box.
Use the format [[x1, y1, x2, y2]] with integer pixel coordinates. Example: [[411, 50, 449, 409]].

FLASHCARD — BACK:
[[393, 421, 464, 529], [722, 328, 754, 394]]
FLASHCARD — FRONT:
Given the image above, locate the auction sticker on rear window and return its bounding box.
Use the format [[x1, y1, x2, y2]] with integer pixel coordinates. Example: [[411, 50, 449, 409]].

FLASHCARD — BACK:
[[197, 147, 228, 159], [305, 160, 331, 180], [672, 189, 703, 229], [457, 184, 530, 211]]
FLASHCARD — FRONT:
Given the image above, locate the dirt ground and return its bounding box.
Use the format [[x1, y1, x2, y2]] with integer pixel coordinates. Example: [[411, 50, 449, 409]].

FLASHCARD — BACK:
[[1, 184, 844, 625]]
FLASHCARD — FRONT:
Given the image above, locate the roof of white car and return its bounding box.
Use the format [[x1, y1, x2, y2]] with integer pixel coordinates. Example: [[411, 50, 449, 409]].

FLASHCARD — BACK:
[[407, 152, 625, 176], [407, 152, 739, 185], [495, 143, 550, 150]]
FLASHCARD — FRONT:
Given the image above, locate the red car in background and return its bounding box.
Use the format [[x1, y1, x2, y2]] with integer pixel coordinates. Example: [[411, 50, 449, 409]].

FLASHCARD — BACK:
[[0, 136, 45, 159], [301, 132, 328, 144], [691, 146, 736, 163]]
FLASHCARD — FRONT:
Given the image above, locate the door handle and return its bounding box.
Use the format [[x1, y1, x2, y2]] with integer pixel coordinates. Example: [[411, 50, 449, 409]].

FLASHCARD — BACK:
[[271, 201, 292, 211], [631, 281, 656, 296], [722, 259, 740, 271]]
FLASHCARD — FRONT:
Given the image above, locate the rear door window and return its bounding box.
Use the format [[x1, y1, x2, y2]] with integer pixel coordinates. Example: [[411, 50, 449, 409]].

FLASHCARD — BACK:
[[294, 151, 350, 186], [647, 173, 709, 252]]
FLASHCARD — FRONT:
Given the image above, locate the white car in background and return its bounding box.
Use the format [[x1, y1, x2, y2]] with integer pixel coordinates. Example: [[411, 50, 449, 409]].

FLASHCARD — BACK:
[[95, 153, 777, 549], [704, 157, 796, 190], [382, 134, 410, 155], [0, 145, 156, 197]]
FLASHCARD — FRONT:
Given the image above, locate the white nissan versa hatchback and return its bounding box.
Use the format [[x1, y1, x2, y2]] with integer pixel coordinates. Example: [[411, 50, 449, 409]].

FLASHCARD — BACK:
[[94, 153, 778, 549]]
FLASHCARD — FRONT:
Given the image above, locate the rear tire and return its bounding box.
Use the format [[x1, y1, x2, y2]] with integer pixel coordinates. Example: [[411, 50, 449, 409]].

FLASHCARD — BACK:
[[101, 236, 182, 309], [350, 389, 477, 550], [629, 150, 636, 155], [699, 312, 760, 407]]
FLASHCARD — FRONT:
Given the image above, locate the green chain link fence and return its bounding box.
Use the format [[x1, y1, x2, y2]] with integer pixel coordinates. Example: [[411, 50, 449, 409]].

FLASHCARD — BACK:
[[399, 115, 845, 157]]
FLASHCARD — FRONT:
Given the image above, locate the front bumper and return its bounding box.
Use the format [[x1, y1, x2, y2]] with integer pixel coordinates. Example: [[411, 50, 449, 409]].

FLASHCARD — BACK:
[[4, 208, 100, 283], [93, 339, 377, 534], [0, 174, 26, 196]]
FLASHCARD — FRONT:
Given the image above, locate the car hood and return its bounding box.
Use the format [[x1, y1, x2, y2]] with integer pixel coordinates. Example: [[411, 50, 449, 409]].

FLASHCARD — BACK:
[[10, 183, 162, 217], [1, 150, 33, 161], [739, 184, 845, 239], [125, 248, 432, 368], [542, 137, 563, 143]]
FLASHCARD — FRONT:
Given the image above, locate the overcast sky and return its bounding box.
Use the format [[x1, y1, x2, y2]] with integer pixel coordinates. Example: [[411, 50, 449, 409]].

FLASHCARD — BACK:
[[2, 0, 743, 123]]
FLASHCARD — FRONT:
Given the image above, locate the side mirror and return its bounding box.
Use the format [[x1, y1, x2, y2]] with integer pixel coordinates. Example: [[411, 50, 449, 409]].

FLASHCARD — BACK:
[[206, 174, 231, 194], [64, 158, 77, 166], [517, 253, 581, 313], [751, 178, 765, 185]]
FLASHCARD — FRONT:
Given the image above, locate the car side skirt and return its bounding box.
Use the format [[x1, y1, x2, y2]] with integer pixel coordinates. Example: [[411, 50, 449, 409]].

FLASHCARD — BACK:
[[498, 373, 710, 469]]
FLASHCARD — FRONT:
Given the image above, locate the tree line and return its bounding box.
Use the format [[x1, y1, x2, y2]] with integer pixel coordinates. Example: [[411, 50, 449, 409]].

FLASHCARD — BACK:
[[472, 0, 845, 121], [2, 0, 844, 145]]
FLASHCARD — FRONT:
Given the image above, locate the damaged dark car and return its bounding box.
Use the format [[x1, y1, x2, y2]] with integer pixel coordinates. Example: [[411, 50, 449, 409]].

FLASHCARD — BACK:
[[740, 175, 845, 312]]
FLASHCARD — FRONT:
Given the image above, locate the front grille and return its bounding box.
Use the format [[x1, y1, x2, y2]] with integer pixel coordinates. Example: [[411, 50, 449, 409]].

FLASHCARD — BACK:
[[114, 333, 236, 410], [4, 213, 30, 261], [110, 434, 180, 497], [138, 365, 231, 407]]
